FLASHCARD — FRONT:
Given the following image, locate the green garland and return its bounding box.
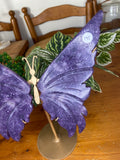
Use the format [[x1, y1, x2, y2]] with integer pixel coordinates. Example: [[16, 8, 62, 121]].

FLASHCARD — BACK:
[[0, 52, 25, 78]]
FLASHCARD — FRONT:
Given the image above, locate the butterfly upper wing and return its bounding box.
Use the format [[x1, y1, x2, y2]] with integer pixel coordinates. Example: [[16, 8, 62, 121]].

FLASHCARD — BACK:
[[38, 11, 103, 137], [0, 64, 32, 141]]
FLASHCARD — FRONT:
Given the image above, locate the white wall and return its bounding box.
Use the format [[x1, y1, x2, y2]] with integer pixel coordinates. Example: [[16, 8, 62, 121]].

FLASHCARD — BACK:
[[0, 0, 114, 46]]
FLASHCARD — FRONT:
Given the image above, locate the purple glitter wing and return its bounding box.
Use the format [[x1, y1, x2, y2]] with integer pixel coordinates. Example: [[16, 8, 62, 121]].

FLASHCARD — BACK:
[[0, 64, 32, 141], [38, 11, 103, 137]]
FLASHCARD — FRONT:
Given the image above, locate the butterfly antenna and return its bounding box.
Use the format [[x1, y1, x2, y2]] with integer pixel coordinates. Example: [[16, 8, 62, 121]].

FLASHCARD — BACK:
[[32, 56, 37, 70], [22, 57, 32, 71]]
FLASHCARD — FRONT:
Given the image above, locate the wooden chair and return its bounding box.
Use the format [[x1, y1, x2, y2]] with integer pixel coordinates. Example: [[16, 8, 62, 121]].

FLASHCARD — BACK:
[[0, 10, 28, 58], [22, 0, 94, 44], [0, 10, 22, 41], [92, 0, 101, 15], [92, 0, 110, 15]]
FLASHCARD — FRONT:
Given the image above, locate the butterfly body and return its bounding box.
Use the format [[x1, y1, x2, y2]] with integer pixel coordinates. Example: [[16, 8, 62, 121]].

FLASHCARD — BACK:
[[23, 57, 40, 104]]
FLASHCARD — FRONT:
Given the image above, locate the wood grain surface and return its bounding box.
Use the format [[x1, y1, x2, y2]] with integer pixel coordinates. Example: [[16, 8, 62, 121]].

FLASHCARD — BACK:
[[0, 40, 28, 58], [0, 42, 120, 160]]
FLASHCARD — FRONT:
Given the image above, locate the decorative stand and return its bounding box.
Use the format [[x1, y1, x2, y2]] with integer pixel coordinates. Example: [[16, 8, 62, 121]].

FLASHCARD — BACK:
[[37, 111, 77, 160]]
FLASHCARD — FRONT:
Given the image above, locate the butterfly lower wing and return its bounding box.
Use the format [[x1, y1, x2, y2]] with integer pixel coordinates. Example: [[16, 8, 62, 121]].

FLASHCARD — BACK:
[[7, 96, 32, 141], [38, 11, 103, 136], [39, 68, 91, 136], [0, 64, 32, 141]]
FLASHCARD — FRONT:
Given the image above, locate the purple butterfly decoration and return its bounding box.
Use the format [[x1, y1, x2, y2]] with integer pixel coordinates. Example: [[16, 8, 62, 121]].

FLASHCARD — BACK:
[[0, 10, 103, 141]]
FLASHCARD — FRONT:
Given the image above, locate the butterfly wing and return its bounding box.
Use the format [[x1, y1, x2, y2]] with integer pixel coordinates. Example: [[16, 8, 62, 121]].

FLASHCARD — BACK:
[[37, 11, 103, 137], [0, 64, 32, 141]]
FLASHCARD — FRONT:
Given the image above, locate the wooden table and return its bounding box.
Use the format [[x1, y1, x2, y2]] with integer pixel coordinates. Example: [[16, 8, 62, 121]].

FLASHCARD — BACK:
[[0, 40, 28, 58], [0, 41, 120, 160]]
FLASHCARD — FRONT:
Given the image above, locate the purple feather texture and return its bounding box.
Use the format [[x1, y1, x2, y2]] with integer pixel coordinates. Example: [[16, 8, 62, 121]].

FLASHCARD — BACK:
[[38, 11, 103, 137], [0, 64, 32, 141]]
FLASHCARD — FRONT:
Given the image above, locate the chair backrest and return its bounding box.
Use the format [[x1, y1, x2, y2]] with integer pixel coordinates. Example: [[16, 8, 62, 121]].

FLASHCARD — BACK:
[[92, 0, 110, 15], [22, 0, 93, 43], [92, 0, 101, 15], [0, 10, 22, 41]]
